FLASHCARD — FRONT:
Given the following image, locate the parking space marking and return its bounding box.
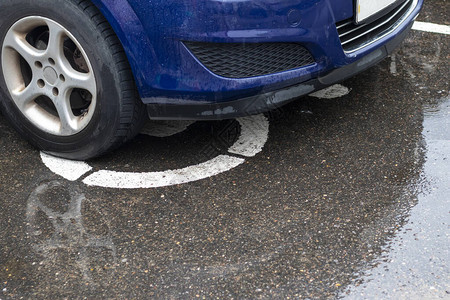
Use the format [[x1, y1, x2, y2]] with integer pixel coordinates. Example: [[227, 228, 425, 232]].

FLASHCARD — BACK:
[[82, 155, 245, 189], [228, 115, 269, 157], [309, 84, 351, 99], [413, 21, 450, 35], [41, 114, 270, 189], [40, 152, 92, 181]]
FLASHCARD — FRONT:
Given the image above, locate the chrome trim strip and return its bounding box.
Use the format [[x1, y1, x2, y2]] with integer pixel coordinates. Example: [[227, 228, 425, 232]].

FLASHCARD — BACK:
[[341, 1, 410, 45], [341, 0, 418, 53], [340, 0, 410, 40], [336, 21, 353, 30]]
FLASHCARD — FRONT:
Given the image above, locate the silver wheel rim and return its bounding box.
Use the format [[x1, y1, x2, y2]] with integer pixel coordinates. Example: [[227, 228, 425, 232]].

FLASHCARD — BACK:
[[1, 16, 97, 136]]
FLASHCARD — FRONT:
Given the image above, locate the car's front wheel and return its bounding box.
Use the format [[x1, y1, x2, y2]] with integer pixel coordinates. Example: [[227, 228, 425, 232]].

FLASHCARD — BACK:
[[0, 0, 146, 160]]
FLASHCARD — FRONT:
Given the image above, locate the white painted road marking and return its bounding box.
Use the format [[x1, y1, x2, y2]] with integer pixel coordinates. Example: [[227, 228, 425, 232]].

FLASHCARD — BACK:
[[412, 21, 450, 35], [228, 115, 269, 157], [41, 114, 270, 189], [83, 155, 245, 189], [40, 152, 92, 181], [309, 84, 351, 99]]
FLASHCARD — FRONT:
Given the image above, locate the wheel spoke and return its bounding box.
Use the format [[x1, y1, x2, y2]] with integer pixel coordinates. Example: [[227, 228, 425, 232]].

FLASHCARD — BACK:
[[64, 70, 96, 96], [54, 96, 77, 135], [13, 84, 43, 110], [45, 21, 66, 58], [3, 31, 44, 66]]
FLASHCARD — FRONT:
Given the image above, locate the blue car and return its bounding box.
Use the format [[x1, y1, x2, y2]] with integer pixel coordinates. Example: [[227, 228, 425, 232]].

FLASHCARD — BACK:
[[0, 0, 423, 159]]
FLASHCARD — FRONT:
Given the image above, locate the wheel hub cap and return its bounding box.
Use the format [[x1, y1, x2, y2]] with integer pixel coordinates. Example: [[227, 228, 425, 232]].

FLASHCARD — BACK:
[[43, 67, 58, 85]]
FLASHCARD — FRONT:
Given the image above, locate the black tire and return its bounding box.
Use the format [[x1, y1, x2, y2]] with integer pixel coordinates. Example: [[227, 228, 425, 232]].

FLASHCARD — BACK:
[[0, 0, 147, 160]]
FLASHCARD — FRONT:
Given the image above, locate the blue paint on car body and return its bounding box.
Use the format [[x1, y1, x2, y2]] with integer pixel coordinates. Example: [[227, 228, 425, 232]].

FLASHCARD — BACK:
[[89, 0, 423, 118]]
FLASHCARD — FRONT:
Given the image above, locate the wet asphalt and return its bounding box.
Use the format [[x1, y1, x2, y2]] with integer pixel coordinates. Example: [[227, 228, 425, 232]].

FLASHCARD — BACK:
[[0, 1, 449, 299]]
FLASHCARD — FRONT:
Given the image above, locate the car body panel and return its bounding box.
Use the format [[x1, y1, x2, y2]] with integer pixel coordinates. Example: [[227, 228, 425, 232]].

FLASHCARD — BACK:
[[91, 0, 423, 114]]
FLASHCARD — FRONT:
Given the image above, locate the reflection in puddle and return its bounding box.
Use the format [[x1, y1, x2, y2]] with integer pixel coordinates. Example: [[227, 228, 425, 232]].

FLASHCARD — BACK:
[[343, 97, 450, 299], [26, 181, 117, 287]]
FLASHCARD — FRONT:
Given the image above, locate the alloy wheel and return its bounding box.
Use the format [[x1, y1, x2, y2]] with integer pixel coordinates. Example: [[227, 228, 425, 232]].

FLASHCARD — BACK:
[[1, 16, 97, 136]]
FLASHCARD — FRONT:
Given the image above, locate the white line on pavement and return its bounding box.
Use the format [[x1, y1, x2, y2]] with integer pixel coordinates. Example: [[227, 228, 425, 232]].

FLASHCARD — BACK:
[[412, 21, 450, 35], [42, 114, 270, 189], [309, 84, 351, 99], [40, 152, 92, 181], [228, 115, 269, 157], [82, 155, 245, 189]]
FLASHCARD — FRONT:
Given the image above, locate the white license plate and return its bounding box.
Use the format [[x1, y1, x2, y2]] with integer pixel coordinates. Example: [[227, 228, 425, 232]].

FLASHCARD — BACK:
[[356, 0, 398, 23]]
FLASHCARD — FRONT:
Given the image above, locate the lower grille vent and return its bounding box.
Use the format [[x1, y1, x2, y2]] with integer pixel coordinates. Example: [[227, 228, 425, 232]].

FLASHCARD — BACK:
[[185, 42, 315, 78]]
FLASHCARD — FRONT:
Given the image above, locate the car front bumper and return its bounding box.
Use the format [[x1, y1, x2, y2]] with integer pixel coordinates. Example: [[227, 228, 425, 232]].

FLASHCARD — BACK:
[[112, 0, 422, 119], [147, 21, 414, 120]]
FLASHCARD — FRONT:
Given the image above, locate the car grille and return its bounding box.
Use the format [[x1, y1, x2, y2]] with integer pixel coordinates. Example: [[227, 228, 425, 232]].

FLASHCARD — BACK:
[[336, 0, 417, 52], [184, 42, 315, 78]]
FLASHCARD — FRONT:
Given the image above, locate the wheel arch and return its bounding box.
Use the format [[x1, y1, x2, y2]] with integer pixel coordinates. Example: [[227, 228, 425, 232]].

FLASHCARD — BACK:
[[89, 0, 151, 96]]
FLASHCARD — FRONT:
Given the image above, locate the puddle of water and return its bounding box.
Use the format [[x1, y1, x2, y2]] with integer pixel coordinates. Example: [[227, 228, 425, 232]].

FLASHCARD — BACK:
[[342, 97, 450, 299]]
